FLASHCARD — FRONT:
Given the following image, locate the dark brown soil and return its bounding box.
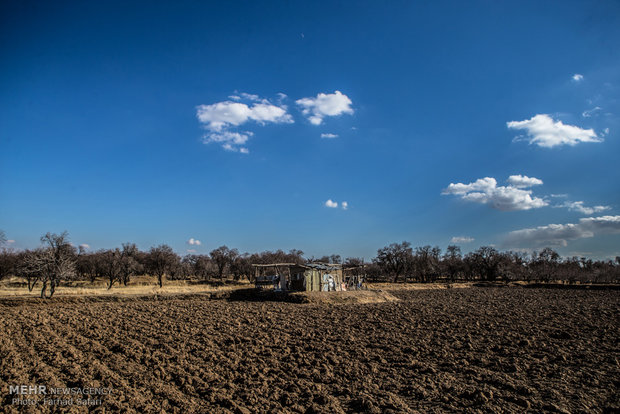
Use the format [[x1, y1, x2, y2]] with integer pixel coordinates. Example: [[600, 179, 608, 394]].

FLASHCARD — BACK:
[[0, 288, 618, 413]]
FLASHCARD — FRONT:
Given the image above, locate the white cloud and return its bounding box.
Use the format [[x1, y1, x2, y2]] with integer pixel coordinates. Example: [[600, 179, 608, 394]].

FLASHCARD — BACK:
[[296, 91, 354, 125], [451, 236, 474, 243], [187, 238, 201, 246], [196, 94, 293, 152], [504, 215, 620, 248], [506, 175, 543, 188], [79, 243, 90, 250], [582, 106, 602, 118], [341, 201, 348, 210], [507, 114, 601, 148], [442, 176, 548, 211], [572, 74, 584, 82], [559, 201, 611, 215], [204, 131, 252, 153], [325, 199, 338, 208], [321, 133, 339, 139]]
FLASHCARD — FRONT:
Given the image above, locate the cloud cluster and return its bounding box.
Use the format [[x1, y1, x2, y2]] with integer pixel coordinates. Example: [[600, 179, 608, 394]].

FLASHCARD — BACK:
[[196, 95, 293, 153], [325, 199, 348, 210], [559, 201, 611, 215], [506, 175, 543, 188], [296, 91, 354, 125], [451, 236, 474, 243], [507, 114, 601, 148], [442, 176, 548, 211], [197, 90, 354, 152], [504, 215, 620, 248], [572, 74, 584, 82], [187, 238, 201, 246]]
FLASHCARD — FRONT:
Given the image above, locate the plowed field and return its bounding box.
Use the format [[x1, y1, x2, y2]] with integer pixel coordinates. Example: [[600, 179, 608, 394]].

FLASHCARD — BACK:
[[0, 287, 618, 413]]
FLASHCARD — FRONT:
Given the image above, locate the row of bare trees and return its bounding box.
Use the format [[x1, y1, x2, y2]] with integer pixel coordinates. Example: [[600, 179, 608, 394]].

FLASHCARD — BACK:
[[371, 242, 620, 284], [1, 231, 619, 298]]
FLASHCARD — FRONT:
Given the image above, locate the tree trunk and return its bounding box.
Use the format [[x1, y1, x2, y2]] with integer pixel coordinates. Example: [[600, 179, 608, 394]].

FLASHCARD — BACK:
[[40, 280, 47, 298], [158, 274, 163, 288], [49, 280, 56, 298]]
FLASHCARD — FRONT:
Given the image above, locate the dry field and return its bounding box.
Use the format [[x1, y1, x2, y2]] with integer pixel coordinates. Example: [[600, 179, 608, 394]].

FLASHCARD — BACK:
[[0, 287, 618, 413]]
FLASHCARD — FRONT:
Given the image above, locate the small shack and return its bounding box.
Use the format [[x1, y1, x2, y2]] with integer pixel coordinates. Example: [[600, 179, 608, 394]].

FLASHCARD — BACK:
[[253, 262, 365, 292]]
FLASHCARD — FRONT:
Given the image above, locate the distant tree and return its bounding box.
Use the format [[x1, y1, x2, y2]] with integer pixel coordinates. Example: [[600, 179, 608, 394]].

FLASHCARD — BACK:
[[531, 247, 560, 281], [442, 245, 463, 282], [37, 232, 76, 298], [146, 245, 178, 287], [0, 249, 17, 281], [412, 246, 441, 282], [210, 246, 238, 280], [76, 250, 98, 282], [0, 230, 6, 245], [98, 249, 123, 289], [465, 246, 501, 281], [375, 242, 413, 283], [230, 253, 252, 281], [119, 243, 141, 285], [185, 254, 214, 280]]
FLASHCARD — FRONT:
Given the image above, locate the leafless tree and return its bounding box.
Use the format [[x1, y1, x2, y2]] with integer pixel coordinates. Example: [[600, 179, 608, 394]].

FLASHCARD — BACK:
[[375, 242, 413, 283], [442, 245, 463, 282], [37, 232, 76, 298], [119, 243, 141, 285], [146, 244, 178, 287], [230, 253, 252, 281], [210, 246, 238, 280]]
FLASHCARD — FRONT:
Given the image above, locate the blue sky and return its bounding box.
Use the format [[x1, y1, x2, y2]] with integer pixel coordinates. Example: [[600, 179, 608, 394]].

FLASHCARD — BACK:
[[1, 1, 619, 259]]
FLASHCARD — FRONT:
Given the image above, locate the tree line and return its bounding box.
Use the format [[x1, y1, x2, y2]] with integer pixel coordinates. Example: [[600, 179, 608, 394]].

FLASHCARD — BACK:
[[0, 231, 618, 298]]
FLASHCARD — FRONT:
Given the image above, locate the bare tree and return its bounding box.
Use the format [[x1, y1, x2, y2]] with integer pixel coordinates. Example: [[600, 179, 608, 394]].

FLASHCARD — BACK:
[[443, 245, 463, 282], [146, 244, 178, 287], [230, 253, 252, 281], [210, 246, 238, 280], [38, 232, 76, 298], [119, 243, 141, 285], [99, 249, 123, 289], [375, 242, 413, 283]]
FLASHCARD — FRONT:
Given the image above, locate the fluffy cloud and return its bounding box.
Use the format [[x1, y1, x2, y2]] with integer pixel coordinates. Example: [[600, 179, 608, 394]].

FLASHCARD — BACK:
[[507, 114, 601, 148], [341, 201, 348, 210], [321, 133, 339, 139], [506, 175, 543, 188], [572, 74, 584, 82], [442, 176, 548, 211], [187, 238, 201, 246], [296, 91, 354, 125], [325, 199, 338, 208], [559, 201, 611, 215], [451, 236, 474, 243], [504, 215, 620, 248], [196, 94, 293, 152], [79, 243, 90, 250]]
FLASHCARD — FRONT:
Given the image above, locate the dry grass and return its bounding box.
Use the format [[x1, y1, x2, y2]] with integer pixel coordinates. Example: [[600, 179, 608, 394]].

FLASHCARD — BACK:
[[0, 275, 251, 298]]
